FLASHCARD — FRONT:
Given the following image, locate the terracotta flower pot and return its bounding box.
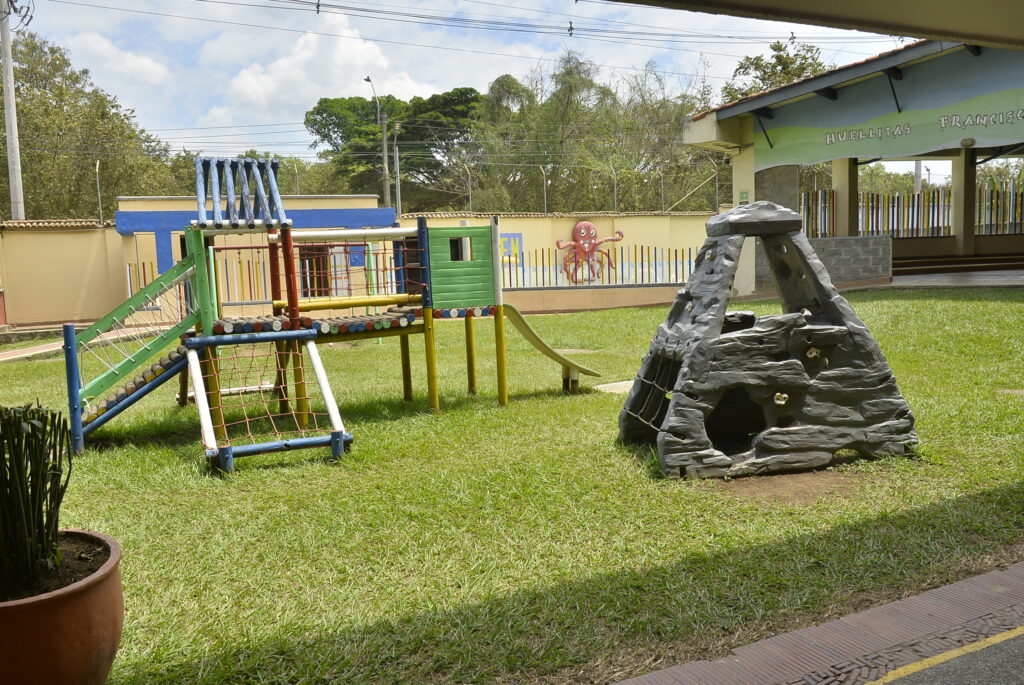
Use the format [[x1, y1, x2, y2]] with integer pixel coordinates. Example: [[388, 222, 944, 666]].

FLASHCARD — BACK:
[[0, 529, 124, 685]]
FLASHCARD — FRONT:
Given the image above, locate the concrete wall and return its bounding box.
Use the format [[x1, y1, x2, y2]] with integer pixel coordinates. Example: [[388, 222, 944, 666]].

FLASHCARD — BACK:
[[505, 284, 683, 314], [402, 211, 760, 305], [755, 235, 892, 293], [0, 225, 125, 325], [400, 212, 714, 255]]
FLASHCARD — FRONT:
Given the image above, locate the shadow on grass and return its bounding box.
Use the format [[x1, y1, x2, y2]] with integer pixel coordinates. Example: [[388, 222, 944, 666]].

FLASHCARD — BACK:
[[118, 479, 1024, 685]]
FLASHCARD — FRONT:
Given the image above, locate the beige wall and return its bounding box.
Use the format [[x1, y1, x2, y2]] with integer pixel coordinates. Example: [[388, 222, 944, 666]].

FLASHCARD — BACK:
[[505, 284, 682, 314], [400, 213, 712, 254], [0, 227, 125, 325], [402, 213, 756, 298]]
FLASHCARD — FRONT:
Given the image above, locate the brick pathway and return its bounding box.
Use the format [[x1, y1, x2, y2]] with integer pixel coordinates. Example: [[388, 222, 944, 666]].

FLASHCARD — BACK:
[[619, 562, 1024, 685]]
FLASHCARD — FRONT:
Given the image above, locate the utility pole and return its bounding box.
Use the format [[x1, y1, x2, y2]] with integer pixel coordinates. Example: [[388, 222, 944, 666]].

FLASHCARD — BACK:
[[363, 76, 391, 208], [94, 160, 103, 223], [914, 159, 922, 193], [2, 0, 24, 220], [392, 121, 401, 216]]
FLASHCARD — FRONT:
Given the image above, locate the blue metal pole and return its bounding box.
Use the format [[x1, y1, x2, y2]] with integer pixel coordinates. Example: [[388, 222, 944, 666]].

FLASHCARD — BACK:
[[416, 216, 432, 307], [62, 324, 84, 454], [184, 328, 317, 349], [195, 156, 208, 226]]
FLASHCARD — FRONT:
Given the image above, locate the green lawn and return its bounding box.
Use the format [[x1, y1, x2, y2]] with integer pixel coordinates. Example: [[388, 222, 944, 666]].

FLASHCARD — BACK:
[[1, 288, 1022, 684]]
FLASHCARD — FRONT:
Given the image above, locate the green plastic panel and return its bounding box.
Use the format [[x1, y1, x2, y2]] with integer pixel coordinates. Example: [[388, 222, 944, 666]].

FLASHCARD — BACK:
[[427, 226, 496, 309]]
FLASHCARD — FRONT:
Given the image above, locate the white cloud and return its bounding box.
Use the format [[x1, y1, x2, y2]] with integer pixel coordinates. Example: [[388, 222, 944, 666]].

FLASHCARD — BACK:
[[67, 32, 170, 85], [202, 14, 433, 129]]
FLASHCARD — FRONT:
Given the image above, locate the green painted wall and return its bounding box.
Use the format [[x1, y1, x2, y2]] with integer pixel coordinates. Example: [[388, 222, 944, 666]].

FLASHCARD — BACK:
[[427, 225, 496, 309]]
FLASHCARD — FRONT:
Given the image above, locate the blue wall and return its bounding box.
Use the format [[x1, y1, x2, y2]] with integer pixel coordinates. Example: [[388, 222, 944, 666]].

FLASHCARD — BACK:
[[115, 207, 398, 272]]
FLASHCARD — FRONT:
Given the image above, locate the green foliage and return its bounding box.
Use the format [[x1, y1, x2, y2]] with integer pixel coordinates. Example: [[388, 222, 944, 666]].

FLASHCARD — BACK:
[[721, 41, 830, 103], [859, 162, 918, 194], [0, 32, 184, 219], [302, 51, 726, 213], [469, 53, 723, 212], [0, 404, 71, 596], [305, 87, 482, 211]]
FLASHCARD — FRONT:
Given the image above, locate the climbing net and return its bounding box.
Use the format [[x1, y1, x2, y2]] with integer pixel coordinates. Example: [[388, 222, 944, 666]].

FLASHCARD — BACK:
[[184, 332, 348, 470], [75, 258, 197, 415], [620, 349, 683, 434]]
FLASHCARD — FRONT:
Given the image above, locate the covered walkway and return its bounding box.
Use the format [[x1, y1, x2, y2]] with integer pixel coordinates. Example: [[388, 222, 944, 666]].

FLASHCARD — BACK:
[[683, 41, 1024, 265]]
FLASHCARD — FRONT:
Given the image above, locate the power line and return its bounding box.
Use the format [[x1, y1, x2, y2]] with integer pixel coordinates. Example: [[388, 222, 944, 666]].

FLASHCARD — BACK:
[[47, 0, 740, 81]]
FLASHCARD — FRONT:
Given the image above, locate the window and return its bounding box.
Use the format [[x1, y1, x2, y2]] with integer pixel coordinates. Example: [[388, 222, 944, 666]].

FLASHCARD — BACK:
[[449, 236, 472, 261]]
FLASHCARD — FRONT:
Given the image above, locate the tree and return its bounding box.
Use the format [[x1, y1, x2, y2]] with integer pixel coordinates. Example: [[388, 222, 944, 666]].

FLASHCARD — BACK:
[[304, 87, 482, 211], [470, 52, 719, 212], [859, 163, 916, 194], [0, 32, 180, 219], [721, 41, 830, 103]]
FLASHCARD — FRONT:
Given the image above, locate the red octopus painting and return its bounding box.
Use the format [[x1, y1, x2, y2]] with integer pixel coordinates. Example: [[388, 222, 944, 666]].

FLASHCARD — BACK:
[[555, 221, 624, 284]]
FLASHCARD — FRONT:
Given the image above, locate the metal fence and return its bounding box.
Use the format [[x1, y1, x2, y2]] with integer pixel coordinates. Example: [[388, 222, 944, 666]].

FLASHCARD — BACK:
[[501, 245, 696, 289]]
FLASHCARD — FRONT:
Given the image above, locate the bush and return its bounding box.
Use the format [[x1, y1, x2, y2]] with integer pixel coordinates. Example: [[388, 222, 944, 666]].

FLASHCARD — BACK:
[[0, 404, 72, 595]]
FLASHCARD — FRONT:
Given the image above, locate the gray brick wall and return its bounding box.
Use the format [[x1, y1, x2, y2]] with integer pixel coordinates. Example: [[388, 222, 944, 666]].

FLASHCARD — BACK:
[[754, 235, 891, 292]]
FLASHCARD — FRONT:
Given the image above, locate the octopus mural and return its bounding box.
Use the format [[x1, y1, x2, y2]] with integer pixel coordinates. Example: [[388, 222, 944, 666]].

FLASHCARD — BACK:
[[555, 221, 624, 284]]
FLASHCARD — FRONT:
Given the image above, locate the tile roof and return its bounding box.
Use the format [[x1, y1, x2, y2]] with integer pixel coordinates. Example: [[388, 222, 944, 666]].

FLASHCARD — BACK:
[[0, 219, 113, 231]]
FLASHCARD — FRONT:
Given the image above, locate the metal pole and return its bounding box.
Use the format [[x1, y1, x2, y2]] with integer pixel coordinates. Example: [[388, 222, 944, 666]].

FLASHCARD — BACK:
[[381, 111, 391, 208], [538, 165, 547, 213], [393, 122, 402, 216], [364, 76, 390, 208], [94, 160, 103, 223], [2, 2, 24, 220], [610, 167, 618, 211]]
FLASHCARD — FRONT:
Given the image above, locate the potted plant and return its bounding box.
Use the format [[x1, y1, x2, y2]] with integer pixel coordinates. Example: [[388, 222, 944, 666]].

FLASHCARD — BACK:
[[0, 404, 123, 685]]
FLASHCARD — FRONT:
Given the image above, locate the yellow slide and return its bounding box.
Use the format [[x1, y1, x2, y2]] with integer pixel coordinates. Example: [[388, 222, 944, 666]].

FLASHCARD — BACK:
[[502, 304, 599, 392]]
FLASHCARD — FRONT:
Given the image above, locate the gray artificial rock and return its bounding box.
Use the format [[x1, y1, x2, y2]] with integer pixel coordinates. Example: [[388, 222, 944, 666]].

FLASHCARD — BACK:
[[619, 201, 917, 478], [705, 200, 803, 237]]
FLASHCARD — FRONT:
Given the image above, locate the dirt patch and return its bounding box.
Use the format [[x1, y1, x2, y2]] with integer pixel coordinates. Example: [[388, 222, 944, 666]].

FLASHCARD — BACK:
[[323, 342, 355, 350], [713, 469, 857, 506], [1, 534, 109, 602]]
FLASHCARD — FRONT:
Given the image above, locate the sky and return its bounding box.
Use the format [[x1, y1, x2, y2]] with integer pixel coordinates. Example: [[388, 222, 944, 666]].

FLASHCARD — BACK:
[[22, 0, 950, 180]]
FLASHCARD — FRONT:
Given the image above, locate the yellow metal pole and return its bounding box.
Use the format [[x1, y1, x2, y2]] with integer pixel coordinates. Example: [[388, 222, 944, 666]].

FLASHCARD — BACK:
[[292, 338, 309, 428], [494, 306, 508, 406], [423, 308, 440, 412], [465, 314, 477, 394], [399, 334, 413, 401]]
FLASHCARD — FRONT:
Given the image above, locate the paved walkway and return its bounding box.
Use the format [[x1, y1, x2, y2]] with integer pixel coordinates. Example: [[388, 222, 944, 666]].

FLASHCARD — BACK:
[[891, 268, 1024, 288], [620, 562, 1024, 685]]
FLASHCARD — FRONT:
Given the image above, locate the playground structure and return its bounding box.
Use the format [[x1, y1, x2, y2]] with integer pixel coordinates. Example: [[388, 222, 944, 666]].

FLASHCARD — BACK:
[[64, 157, 598, 471], [620, 202, 917, 478]]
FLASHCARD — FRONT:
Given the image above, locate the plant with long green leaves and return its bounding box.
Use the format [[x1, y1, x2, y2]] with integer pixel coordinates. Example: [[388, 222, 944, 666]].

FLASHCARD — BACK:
[[0, 405, 72, 595]]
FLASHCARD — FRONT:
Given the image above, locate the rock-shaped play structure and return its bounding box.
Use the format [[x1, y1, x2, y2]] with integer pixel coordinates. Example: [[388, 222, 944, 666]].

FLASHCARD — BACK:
[[619, 201, 917, 478]]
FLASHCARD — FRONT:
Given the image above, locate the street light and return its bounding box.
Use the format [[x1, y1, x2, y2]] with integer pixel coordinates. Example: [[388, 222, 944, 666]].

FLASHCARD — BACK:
[[364, 76, 391, 208]]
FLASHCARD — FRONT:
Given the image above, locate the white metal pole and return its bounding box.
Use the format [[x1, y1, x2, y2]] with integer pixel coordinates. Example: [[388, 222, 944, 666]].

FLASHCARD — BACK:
[[393, 123, 402, 216], [2, 2, 24, 220], [95, 160, 103, 223], [304, 339, 346, 433], [186, 349, 219, 453]]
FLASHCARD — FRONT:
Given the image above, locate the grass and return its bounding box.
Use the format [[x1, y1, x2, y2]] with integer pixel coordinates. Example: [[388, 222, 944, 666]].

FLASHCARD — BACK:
[[1, 288, 1022, 684]]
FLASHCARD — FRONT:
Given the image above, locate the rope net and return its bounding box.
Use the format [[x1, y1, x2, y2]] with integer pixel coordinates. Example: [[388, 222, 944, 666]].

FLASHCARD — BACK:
[[77, 259, 196, 419], [191, 340, 337, 453], [620, 350, 682, 434]]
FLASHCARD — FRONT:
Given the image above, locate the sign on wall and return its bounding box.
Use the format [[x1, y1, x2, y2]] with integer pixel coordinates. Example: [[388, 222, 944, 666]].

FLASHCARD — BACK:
[[753, 47, 1024, 170]]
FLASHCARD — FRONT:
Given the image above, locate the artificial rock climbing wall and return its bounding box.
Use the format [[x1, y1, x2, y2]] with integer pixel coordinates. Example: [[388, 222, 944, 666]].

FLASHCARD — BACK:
[[619, 201, 917, 478]]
